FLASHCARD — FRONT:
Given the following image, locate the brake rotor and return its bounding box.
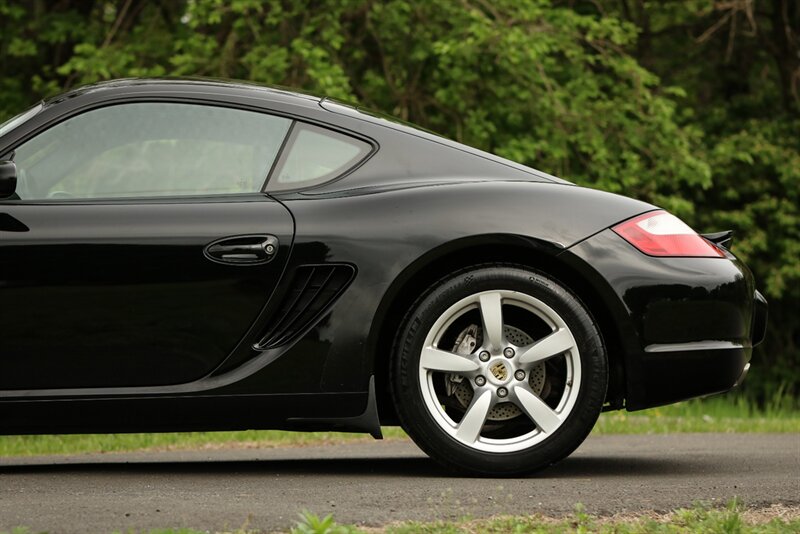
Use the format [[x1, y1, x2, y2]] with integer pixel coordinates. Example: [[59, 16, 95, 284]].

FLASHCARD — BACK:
[[448, 324, 546, 421]]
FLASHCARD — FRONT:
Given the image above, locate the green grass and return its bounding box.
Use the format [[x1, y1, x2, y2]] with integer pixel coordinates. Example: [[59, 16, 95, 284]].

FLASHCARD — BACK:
[[346, 501, 799, 534], [5, 500, 798, 533], [594, 394, 800, 434], [0, 428, 408, 457], [1, 395, 797, 458]]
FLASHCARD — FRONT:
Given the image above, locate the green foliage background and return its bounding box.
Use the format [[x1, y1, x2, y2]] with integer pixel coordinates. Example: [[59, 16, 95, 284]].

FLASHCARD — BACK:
[[1, 0, 797, 403]]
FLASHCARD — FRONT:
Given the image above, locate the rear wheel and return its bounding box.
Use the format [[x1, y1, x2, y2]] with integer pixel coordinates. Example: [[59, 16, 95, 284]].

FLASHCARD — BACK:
[[390, 264, 607, 476]]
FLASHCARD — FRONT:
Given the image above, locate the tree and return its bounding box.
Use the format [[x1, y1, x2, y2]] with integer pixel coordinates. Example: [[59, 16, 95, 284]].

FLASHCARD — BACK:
[[1, 0, 796, 402]]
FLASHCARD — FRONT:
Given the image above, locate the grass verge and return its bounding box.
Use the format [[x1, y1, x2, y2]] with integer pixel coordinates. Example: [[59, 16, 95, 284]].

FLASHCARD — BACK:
[[4, 500, 799, 533], [0, 428, 407, 457], [594, 394, 800, 434], [287, 501, 800, 534], [1, 395, 797, 457]]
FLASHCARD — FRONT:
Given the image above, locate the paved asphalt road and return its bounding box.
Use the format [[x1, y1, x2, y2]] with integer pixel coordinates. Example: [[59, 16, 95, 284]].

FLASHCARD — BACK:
[[1, 433, 798, 533]]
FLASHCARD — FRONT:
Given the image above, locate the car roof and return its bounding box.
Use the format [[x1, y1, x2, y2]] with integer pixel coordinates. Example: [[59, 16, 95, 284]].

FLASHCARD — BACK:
[[43, 77, 323, 110]]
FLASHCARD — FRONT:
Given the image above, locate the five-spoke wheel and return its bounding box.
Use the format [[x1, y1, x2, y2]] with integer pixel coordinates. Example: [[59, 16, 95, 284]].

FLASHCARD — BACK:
[[391, 265, 607, 475]]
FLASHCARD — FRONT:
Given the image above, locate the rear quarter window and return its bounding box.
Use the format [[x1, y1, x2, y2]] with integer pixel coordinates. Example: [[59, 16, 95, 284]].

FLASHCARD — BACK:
[[267, 123, 371, 192]]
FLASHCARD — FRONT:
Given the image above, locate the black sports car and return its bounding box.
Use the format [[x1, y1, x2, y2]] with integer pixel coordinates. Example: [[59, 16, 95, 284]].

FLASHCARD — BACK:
[[0, 79, 767, 475]]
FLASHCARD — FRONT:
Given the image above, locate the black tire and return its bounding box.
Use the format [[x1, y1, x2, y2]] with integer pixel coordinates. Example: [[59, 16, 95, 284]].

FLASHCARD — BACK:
[[390, 264, 607, 476]]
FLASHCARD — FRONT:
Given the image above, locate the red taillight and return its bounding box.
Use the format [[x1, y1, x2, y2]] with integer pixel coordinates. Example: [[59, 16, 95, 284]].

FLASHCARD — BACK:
[[612, 210, 725, 258]]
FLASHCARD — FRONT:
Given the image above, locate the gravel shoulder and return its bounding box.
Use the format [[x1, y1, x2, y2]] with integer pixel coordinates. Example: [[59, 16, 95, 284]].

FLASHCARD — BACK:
[[1, 433, 798, 533]]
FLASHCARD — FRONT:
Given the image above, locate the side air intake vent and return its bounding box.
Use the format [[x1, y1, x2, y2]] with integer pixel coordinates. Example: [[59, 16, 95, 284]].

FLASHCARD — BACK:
[[254, 264, 356, 349]]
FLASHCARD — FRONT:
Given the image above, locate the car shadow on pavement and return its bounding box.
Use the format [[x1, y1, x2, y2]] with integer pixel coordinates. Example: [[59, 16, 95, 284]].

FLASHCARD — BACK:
[[541, 455, 702, 478], [0, 454, 700, 479], [0, 457, 443, 478]]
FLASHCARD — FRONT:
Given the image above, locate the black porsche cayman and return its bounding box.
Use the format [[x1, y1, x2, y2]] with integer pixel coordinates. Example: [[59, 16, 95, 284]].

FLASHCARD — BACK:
[[0, 79, 767, 475]]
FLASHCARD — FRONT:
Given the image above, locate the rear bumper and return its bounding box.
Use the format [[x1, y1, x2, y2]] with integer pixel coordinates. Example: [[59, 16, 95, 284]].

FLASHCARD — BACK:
[[637, 342, 750, 408], [564, 229, 768, 411]]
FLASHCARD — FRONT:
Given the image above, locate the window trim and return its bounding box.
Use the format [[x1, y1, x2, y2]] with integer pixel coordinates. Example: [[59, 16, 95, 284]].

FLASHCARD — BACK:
[[0, 102, 43, 141], [260, 120, 297, 192], [0, 192, 274, 207]]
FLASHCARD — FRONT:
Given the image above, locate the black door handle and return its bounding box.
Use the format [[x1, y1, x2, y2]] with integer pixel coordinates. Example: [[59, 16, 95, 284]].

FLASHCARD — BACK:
[[204, 235, 278, 265]]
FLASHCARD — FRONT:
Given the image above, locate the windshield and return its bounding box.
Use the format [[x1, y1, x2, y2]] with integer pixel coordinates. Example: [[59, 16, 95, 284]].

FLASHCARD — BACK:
[[0, 102, 43, 140]]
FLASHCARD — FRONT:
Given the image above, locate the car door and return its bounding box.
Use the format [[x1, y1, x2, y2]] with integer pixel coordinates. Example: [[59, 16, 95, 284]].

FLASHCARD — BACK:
[[0, 101, 294, 391]]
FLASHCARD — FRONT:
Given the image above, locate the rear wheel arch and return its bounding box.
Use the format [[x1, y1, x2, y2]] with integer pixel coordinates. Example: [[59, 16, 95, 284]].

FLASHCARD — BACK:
[[369, 235, 629, 425]]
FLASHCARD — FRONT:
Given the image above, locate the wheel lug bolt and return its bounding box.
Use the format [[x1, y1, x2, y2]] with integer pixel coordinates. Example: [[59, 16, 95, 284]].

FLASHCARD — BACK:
[[503, 347, 515, 358], [478, 351, 490, 362], [475, 376, 486, 386], [514, 370, 526, 381], [497, 387, 508, 398]]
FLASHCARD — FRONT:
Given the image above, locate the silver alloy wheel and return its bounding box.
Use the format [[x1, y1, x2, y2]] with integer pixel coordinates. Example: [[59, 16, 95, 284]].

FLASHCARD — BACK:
[[418, 289, 581, 453]]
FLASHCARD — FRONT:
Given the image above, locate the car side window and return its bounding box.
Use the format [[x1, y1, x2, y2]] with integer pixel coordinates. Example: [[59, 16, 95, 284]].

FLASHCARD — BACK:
[[268, 123, 370, 192], [12, 103, 291, 200]]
